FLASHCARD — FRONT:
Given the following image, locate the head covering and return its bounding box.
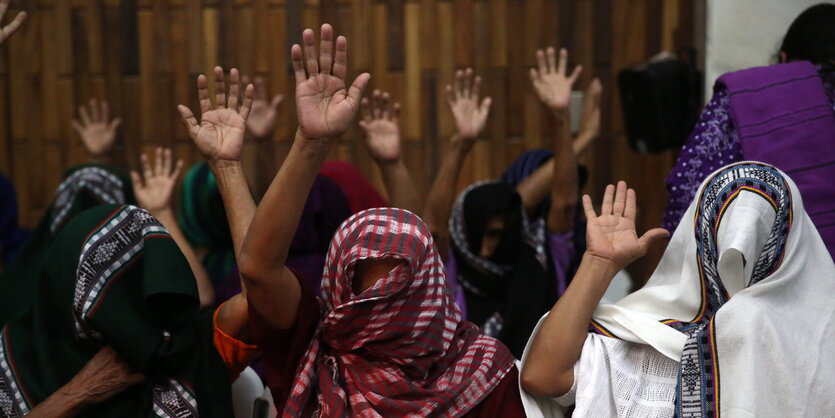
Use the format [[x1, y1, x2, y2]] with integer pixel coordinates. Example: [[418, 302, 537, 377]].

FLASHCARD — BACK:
[[449, 181, 556, 357], [0, 164, 133, 324], [319, 161, 387, 214], [0, 172, 29, 266], [590, 162, 835, 416], [180, 162, 235, 288], [287, 175, 351, 292], [284, 208, 514, 417], [0, 205, 232, 417]]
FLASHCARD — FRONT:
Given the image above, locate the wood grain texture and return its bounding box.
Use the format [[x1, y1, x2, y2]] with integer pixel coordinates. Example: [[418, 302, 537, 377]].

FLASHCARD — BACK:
[[2, 0, 700, 285]]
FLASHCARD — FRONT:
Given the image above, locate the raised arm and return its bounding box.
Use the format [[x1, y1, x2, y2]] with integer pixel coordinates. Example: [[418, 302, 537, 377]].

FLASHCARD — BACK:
[[422, 69, 491, 256], [574, 78, 602, 156], [130, 148, 215, 308], [238, 24, 369, 329], [358, 89, 420, 212], [520, 182, 668, 397], [71, 99, 122, 164], [0, 0, 26, 46], [523, 47, 582, 233]]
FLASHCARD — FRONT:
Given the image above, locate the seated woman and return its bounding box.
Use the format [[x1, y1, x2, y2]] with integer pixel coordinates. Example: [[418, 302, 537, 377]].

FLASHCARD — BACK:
[[665, 4, 835, 258], [422, 48, 600, 357], [521, 162, 835, 416]]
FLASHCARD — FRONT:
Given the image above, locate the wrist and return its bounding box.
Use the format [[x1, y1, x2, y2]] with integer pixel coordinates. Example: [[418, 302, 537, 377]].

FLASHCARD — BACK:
[[294, 129, 334, 154], [148, 207, 175, 221], [581, 252, 622, 278]]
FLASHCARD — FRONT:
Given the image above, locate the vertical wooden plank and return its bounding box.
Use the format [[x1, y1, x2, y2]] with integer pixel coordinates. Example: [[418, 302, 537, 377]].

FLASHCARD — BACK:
[[419, 0, 437, 71], [489, 0, 507, 68], [403, 3, 421, 140], [386, 0, 404, 71], [453, 0, 473, 68]]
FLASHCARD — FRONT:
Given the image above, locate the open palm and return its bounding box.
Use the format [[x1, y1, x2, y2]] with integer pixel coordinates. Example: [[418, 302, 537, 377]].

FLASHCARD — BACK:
[[446, 68, 491, 140], [244, 76, 283, 139], [130, 148, 183, 214], [583, 181, 668, 270], [178, 67, 253, 162], [359, 90, 401, 163], [530, 47, 582, 110], [72, 99, 122, 157], [293, 24, 369, 141]]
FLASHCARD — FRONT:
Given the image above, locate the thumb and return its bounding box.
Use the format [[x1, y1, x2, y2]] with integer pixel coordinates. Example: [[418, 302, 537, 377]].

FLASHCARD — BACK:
[[638, 228, 670, 249], [130, 171, 143, 189], [271, 95, 283, 110], [109, 117, 123, 131]]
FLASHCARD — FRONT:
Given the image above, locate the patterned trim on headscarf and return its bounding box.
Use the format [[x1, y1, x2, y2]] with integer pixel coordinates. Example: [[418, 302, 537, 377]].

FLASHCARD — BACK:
[[73, 206, 168, 341], [51, 167, 125, 234], [284, 208, 515, 417], [449, 181, 549, 280], [152, 378, 199, 418], [0, 327, 30, 417], [676, 162, 792, 418]]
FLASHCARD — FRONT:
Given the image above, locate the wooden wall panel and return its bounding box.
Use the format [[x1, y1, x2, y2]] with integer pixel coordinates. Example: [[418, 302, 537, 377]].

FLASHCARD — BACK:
[[2, 0, 700, 285]]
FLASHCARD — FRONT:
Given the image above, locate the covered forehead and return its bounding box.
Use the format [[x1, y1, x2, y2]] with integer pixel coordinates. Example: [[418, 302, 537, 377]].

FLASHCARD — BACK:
[[332, 208, 434, 257]]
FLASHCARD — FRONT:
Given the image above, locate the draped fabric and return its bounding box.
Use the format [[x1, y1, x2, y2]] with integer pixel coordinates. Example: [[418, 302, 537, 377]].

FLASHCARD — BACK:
[[588, 162, 835, 417], [0, 173, 29, 266], [448, 181, 557, 357], [319, 161, 387, 215], [0, 205, 232, 417], [0, 164, 133, 325], [284, 208, 514, 417]]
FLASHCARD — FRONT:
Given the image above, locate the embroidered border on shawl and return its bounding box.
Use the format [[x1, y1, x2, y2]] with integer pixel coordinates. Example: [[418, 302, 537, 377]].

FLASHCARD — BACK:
[[152, 378, 199, 418], [51, 167, 125, 234], [73, 206, 167, 340], [0, 327, 29, 417]]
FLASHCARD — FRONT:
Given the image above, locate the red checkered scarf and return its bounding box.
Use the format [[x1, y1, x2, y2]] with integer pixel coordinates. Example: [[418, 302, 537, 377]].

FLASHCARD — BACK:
[[283, 208, 515, 417]]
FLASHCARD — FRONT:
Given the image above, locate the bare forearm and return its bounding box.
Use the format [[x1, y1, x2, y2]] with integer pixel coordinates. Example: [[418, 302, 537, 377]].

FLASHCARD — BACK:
[[521, 253, 618, 397], [516, 160, 554, 215], [153, 208, 215, 308], [548, 108, 578, 232], [422, 138, 473, 255], [26, 392, 84, 418], [377, 159, 421, 213], [208, 161, 257, 260]]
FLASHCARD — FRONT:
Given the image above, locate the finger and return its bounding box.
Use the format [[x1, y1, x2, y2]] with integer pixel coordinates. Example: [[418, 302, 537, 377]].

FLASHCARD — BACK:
[[78, 105, 91, 126], [130, 171, 144, 190], [213, 66, 226, 109], [163, 148, 172, 175], [546, 47, 557, 73], [625, 188, 637, 221], [462, 68, 473, 98], [155, 147, 163, 177], [381, 92, 390, 120], [291, 44, 306, 84], [557, 48, 568, 75], [612, 181, 627, 217], [0, 0, 8, 21], [140, 153, 153, 180], [197, 74, 211, 113], [569, 64, 583, 82], [270, 95, 283, 110], [109, 117, 123, 131], [455, 69, 463, 99], [346, 73, 371, 108], [445, 84, 454, 105], [89, 99, 100, 123], [392, 102, 401, 122], [318, 23, 334, 75], [472, 76, 482, 100], [371, 89, 381, 119], [302, 28, 319, 76], [177, 105, 199, 134], [171, 159, 184, 180], [71, 120, 83, 135], [638, 228, 671, 250], [582, 194, 597, 220], [254, 76, 267, 101], [529, 67, 539, 83], [332, 35, 348, 80], [601, 184, 615, 215], [3, 11, 25, 37], [227, 68, 240, 110], [239, 83, 254, 120], [360, 97, 372, 122], [101, 100, 110, 124], [536, 49, 547, 75], [479, 97, 492, 117]]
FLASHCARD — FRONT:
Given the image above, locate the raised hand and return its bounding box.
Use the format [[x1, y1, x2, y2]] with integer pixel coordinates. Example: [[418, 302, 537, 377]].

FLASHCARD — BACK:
[[446, 68, 491, 140], [177, 67, 254, 162], [575, 78, 602, 154], [582, 181, 668, 270], [243, 75, 283, 139], [530, 47, 582, 110], [130, 147, 184, 214], [71, 99, 122, 158], [0, 0, 26, 45], [293, 24, 370, 141], [359, 89, 402, 164]]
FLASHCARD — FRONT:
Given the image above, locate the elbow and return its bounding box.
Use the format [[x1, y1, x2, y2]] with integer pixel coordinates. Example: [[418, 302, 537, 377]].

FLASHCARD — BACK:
[[520, 366, 574, 398]]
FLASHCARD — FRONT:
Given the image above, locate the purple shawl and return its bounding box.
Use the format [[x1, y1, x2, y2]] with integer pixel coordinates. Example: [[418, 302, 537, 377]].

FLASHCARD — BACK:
[[719, 61, 835, 258]]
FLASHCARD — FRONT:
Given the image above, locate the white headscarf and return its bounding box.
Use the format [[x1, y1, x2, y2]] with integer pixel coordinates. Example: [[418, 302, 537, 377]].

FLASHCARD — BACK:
[[588, 161, 835, 417]]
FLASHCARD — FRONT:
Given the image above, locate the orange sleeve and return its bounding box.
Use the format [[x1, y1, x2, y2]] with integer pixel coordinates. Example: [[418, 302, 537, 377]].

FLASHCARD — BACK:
[[213, 302, 259, 380]]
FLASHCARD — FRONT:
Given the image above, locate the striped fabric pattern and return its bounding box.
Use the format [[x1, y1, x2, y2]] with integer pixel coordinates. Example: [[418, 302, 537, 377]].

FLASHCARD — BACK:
[[284, 208, 514, 417], [50, 167, 125, 233]]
